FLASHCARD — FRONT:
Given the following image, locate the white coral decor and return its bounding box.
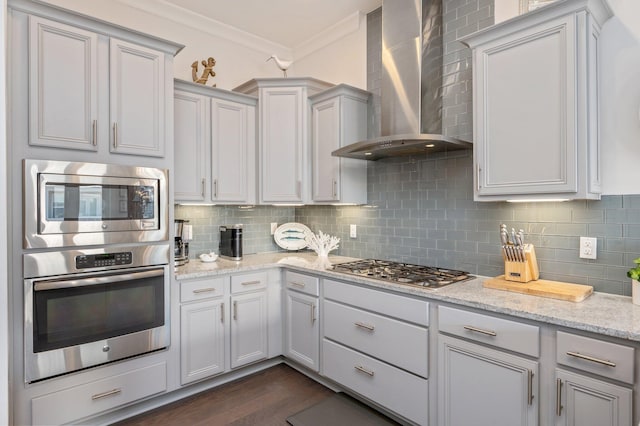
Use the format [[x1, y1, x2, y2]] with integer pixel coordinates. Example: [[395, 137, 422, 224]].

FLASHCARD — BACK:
[[305, 230, 340, 257]]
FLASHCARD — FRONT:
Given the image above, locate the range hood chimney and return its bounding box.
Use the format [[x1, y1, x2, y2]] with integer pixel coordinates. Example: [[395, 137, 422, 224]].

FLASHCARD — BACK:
[[332, 0, 472, 160]]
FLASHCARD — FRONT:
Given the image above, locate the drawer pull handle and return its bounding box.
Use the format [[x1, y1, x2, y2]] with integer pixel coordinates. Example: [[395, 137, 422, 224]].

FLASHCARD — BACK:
[[241, 280, 261, 286], [354, 321, 375, 332], [463, 325, 497, 337], [556, 378, 563, 416], [354, 365, 374, 377], [527, 369, 534, 406], [566, 351, 616, 367], [92, 388, 122, 400], [193, 288, 216, 294], [289, 281, 306, 288]]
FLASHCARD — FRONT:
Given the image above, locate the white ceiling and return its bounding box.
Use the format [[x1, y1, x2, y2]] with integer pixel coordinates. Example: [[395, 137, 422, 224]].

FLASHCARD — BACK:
[[162, 0, 382, 48]]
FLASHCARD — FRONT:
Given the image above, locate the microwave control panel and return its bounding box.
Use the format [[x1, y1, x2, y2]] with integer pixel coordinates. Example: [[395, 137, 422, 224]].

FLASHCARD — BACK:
[[76, 252, 133, 269]]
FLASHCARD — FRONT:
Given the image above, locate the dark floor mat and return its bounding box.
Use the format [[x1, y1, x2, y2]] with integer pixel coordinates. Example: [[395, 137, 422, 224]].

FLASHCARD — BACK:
[[286, 392, 399, 426]]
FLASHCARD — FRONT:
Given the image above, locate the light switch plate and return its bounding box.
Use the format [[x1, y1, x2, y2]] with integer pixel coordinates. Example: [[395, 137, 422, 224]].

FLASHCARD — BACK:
[[270, 223, 278, 235], [350, 224, 357, 238], [579, 237, 597, 259]]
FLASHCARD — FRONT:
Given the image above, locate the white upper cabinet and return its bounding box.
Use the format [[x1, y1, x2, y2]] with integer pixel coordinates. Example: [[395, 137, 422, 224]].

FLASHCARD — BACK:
[[173, 80, 257, 205], [174, 88, 208, 201], [309, 85, 369, 204], [20, 3, 182, 160], [234, 78, 334, 204], [110, 38, 165, 157], [28, 16, 98, 151], [462, 0, 613, 201]]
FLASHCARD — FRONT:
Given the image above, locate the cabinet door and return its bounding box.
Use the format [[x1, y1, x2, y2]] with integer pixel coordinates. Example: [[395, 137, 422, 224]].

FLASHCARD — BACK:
[[284, 290, 319, 371], [438, 335, 538, 426], [555, 369, 632, 426], [211, 98, 254, 203], [474, 15, 577, 197], [174, 90, 208, 201], [230, 291, 267, 368], [110, 38, 165, 157], [259, 87, 304, 202], [311, 97, 340, 202], [180, 299, 225, 385], [28, 16, 98, 151]]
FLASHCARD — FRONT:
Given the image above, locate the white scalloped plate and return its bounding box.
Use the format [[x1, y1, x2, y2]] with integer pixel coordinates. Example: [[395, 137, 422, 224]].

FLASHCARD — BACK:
[[274, 222, 312, 251]]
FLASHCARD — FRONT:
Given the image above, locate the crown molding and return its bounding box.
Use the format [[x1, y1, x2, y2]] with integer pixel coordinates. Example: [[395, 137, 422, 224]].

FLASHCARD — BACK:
[[293, 11, 364, 60], [114, 0, 292, 57]]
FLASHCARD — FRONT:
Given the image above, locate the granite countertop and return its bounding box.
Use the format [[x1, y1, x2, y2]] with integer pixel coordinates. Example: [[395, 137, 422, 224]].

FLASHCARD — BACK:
[[176, 252, 640, 344]]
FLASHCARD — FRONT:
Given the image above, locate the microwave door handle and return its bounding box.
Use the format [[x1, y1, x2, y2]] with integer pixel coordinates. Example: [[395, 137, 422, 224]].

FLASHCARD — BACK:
[[33, 269, 164, 291]]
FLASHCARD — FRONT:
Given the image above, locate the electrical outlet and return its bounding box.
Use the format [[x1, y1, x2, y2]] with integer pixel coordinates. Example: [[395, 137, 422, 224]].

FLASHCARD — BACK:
[[270, 222, 278, 235], [350, 224, 357, 238], [579, 237, 597, 259]]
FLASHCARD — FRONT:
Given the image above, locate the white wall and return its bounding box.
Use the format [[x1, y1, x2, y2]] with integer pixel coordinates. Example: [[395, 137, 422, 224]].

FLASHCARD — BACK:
[[39, 0, 367, 90]]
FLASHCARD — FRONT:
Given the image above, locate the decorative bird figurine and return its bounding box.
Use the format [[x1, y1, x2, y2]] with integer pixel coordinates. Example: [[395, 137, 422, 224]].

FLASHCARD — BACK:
[[266, 55, 293, 77]]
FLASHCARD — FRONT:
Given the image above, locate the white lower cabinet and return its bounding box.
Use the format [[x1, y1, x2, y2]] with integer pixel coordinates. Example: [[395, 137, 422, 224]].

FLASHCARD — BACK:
[[179, 277, 227, 385], [31, 362, 166, 425], [284, 290, 319, 371], [180, 299, 225, 385], [554, 331, 633, 426], [438, 306, 539, 426], [321, 279, 429, 424], [555, 369, 632, 426], [230, 272, 269, 368], [438, 334, 538, 426]]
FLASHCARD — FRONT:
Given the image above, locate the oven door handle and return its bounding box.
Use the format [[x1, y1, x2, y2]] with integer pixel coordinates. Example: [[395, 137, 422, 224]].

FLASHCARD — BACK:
[[33, 269, 164, 291]]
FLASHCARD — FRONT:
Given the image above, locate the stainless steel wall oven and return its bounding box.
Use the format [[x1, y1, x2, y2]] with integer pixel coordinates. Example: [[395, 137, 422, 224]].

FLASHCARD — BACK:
[[23, 245, 170, 383], [23, 159, 169, 249]]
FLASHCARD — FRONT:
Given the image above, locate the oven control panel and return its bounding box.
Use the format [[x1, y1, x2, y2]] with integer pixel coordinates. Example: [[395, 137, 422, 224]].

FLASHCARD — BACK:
[[76, 252, 133, 269]]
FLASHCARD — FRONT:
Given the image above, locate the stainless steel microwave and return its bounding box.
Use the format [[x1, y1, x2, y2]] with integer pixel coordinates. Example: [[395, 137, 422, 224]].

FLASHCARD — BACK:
[[23, 159, 169, 248]]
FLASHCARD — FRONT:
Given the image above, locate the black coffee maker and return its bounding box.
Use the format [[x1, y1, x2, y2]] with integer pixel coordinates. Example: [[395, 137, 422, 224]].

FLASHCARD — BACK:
[[175, 219, 190, 266], [219, 224, 243, 260]]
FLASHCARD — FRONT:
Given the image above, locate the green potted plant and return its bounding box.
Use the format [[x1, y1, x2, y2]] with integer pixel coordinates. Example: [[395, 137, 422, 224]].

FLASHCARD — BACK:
[[628, 257, 640, 305]]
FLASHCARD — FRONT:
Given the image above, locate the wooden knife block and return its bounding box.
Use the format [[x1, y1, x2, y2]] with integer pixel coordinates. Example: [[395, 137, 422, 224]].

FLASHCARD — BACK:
[[503, 244, 540, 283]]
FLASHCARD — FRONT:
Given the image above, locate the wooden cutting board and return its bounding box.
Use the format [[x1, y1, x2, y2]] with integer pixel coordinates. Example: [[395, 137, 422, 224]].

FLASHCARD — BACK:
[[483, 275, 593, 302]]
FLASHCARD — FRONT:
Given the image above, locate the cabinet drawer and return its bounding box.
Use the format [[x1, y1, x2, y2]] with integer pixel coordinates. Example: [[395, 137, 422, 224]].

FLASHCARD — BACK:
[[180, 277, 226, 303], [324, 300, 428, 378], [556, 331, 634, 384], [32, 362, 166, 425], [323, 279, 429, 326], [231, 271, 267, 294], [284, 270, 319, 296], [322, 339, 428, 425], [439, 306, 539, 357]]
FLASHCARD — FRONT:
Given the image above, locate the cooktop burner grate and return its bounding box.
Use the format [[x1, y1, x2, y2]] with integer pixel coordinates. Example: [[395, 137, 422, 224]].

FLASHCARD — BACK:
[[331, 259, 473, 288]]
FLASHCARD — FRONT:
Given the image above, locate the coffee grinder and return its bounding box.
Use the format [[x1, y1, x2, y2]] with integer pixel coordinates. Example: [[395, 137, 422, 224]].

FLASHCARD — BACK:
[[175, 219, 191, 267]]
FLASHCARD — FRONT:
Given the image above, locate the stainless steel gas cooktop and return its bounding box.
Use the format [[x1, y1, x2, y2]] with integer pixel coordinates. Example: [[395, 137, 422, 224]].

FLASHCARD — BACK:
[[331, 259, 473, 289]]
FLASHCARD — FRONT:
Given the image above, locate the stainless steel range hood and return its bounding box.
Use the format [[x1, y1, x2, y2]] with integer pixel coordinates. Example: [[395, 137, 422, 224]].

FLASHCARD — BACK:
[[332, 0, 472, 161]]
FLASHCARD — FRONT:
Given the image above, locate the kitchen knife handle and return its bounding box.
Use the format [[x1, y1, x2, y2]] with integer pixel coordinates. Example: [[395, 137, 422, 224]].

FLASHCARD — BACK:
[[556, 378, 563, 416], [463, 325, 497, 337], [92, 120, 97, 146], [566, 351, 616, 367]]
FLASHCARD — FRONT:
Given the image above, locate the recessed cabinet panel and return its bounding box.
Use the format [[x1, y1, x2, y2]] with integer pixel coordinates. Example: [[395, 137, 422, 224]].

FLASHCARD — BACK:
[[28, 16, 98, 151], [174, 91, 207, 201], [312, 98, 340, 201], [285, 290, 319, 371], [478, 16, 576, 195], [261, 87, 304, 202], [110, 38, 165, 157], [230, 291, 268, 368]]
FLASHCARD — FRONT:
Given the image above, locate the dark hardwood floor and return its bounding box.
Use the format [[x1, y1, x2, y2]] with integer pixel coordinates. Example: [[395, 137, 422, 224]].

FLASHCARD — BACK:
[[113, 364, 334, 426]]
